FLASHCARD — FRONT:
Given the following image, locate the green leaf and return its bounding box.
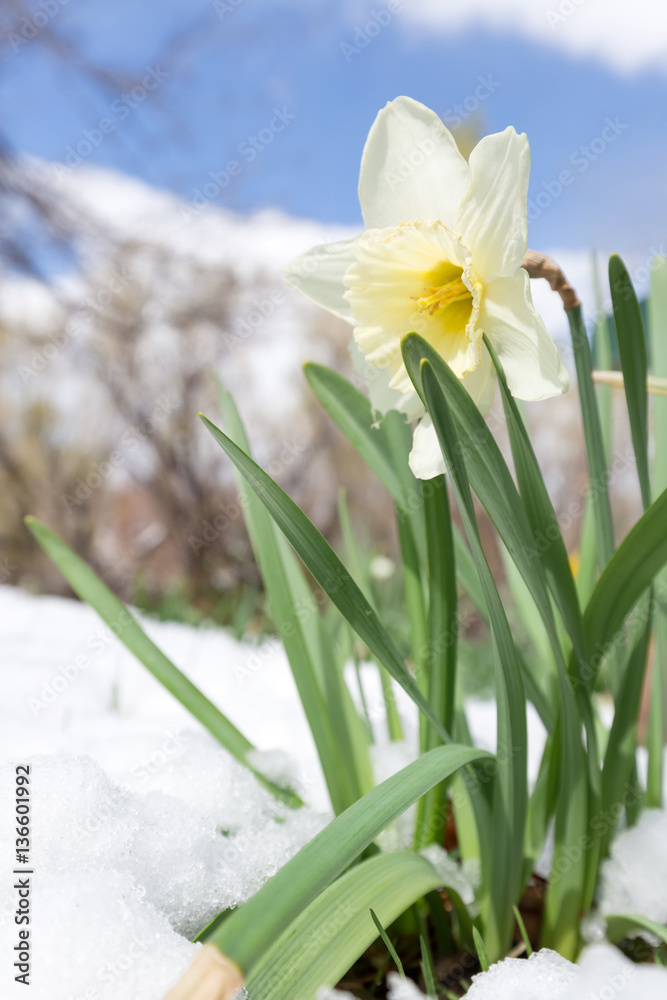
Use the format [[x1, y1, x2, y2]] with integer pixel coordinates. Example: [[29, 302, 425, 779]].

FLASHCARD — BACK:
[[338, 488, 403, 742], [304, 362, 408, 505], [401, 334, 560, 664], [473, 927, 490, 972], [395, 507, 428, 695], [410, 356, 528, 959], [609, 254, 651, 510], [420, 932, 437, 998], [415, 477, 458, 848], [485, 334, 586, 667], [483, 339, 602, 923], [605, 914, 667, 946], [217, 388, 360, 812], [523, 742, 552, 884], [400, 334, 586, 960], [246, 852, 442, 1000], [369, 907, 405, 977], [210, 743, 490, 972], [567, 305, 615, 567], [647, 255, 667, 808], [24, 517, 297, 807], [424, 479, 458, 737], [513, 905, 533, 957], [581, 486, 667, 684], [201, 412, 449, 742], [305, 361, 488, 621], [600, 611, 653, 857], [593, 252, 614, 462]]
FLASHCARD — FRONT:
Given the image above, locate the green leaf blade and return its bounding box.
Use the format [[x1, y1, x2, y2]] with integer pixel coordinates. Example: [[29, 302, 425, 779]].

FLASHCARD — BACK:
[[211, 743, 491, 972], [609, 253, 651, 510], [247, 852, 441, 1000], [24, 517, 297, 805], [201, 412, 449, 743]]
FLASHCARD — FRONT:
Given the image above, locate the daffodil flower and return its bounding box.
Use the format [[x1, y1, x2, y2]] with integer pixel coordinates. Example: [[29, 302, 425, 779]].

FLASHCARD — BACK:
[[285, 96, 569, 479]]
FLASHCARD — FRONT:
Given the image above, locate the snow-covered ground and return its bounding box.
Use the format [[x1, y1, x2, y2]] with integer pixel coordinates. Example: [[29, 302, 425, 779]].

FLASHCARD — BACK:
[[0, 586, 334, 999], [1, 585, 667, 998]]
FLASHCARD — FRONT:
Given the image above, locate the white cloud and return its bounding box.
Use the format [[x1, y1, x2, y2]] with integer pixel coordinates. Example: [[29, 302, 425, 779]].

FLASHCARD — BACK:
[[351, 0, 667, 76]]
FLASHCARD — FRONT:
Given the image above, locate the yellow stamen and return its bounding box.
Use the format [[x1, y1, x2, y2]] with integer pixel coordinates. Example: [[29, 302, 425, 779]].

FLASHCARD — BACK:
[[415, 276, 471, 315]]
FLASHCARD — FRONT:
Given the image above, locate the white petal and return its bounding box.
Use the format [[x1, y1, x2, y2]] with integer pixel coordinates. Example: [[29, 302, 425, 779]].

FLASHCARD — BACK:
[[409, 415, 446, 480], [349, 338, 424, 420], [461, 342, 497, 414], [481, 269, 569, 400], [408, 345, 497, 480], [358, 96, 470, 231], [284, 238, 359, 322], [457, 127, 530, 283]]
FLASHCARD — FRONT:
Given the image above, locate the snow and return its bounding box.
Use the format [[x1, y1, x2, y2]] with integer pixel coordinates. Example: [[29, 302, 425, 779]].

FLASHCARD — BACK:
[[594, 809, 667, 938], [30, 872, 198, 1000], [0, 750, 325, 940], [0, 586, 332, 999], [398, 943, 667, 999], [2, 583, 666, 999], [387, 972, 434, 1000], [466, 948, 578, 998], [571, 942, 667, 999], [419, 844, 477, 909]]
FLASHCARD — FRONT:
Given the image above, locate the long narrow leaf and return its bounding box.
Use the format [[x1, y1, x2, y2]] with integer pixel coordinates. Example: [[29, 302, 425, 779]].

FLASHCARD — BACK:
[[217, 388, 357, 812], [648, 255, 667, 808], [210, 744, 490, 972], [415, 476, 458, 848], [305, 361, 490, 622], [304, 362, 407, 504], [246, 852, 442, 1000], [567, 304, 615, 566], [610, 254, 651, 509], [401, 334, 560, 664], [400, 335, 587, 960], [414, 357, 527, 960], [600, 612, 653, 857], [24, 517, 297, 806], [605, 914, 667, 946], [201, 413, 449, 742], [485, 334, 586, 665], [580, 486, 667, 685]]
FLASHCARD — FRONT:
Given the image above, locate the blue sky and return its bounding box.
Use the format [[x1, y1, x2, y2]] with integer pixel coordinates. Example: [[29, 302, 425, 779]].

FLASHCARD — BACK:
[[1, 0, 666, 253]]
